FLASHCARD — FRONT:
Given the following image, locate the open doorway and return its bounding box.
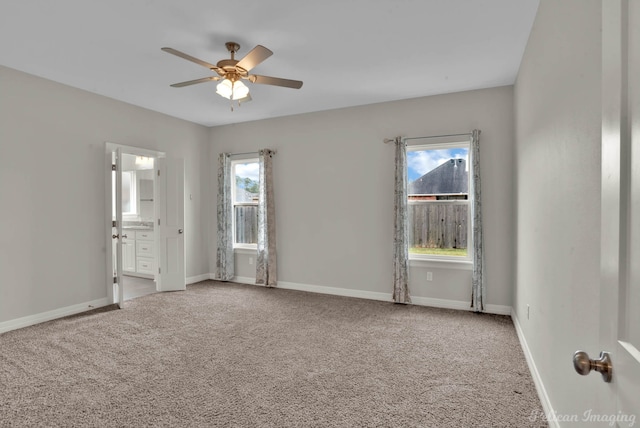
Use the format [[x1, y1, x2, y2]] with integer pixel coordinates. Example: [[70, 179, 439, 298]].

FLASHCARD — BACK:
[[110, 149, 160, 304], [117, 153, 157, 301], [106, 143, 186, 308]]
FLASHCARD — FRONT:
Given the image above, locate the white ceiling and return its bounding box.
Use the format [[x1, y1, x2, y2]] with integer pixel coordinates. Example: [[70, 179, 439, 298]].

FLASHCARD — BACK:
[[0, 0, 539, 127]]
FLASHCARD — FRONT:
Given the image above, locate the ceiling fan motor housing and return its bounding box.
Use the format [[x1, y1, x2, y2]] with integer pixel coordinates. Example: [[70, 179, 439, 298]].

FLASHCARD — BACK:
[[163, 41, 303, 92]]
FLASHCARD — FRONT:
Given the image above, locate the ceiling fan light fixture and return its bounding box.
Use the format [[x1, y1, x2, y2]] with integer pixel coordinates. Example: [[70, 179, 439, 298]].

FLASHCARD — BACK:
[[216, 79, 250, 100], [163, 42, 302, 107], [215, 79, 233, 99], [231, 80, 249, 100]]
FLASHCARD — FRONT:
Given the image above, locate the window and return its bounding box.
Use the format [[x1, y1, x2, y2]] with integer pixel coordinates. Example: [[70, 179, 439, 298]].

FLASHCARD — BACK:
[[112, 170, 137, 217], [121, 171, 137, 215], [407, 142, 471, 260], [231, 159, 259, 247]]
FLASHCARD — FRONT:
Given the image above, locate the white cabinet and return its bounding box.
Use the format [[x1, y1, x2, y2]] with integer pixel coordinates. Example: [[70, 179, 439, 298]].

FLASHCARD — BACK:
[[136, 230, 154, 241], [122, 229, 155, 278], [122, 237, 136, 273], [136, 258, 154, 275], [136, 240, 153, 256], [135, 230, 154, 276]]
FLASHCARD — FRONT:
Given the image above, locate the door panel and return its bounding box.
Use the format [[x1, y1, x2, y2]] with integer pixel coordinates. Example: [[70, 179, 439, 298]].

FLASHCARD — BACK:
[[115, 148, 124, 307], [601, 0, 640, 421], [157, 157, 185, 292], [618, 0, 640, 417]]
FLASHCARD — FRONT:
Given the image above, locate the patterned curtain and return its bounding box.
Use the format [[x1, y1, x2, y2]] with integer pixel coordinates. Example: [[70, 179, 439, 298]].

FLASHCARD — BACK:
[[393, 137, 411, 304], [256, 149, 277, 287], [216, 153, 234, 281], [470, 129, 485, 312]]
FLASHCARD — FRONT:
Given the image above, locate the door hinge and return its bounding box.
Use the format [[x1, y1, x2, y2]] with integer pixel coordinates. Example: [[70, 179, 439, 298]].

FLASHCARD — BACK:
[[158, 267, 161, 274], [157, 170, 160, 176], [112, 220, 117, 227], [113, 277, 118, 284], [112, 164, 116, 171], [158, 219, 160, 226]]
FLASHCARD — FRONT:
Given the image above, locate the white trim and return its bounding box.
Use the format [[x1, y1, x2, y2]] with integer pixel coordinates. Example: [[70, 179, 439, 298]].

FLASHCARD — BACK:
[[406, 140, 471, 150], [409, 258, 473, 270], [234, 244, 257, 250], [105, 142, 166, 305], [227, 276, 509, 315], [234, 248, 257, 255], [277, 281, 393, 302], [0, 298, 111, 335], [484, 304, 512, 315], [511, 309, 558, 428], [409, 296, 472, 311], [232, 276, 256, 285], [409, 296, 511, 315], [406, 141, 473, 264], [186, 274, 211, 285], [105, 142, 166, 159], [231, 157, 259, 248], [231, 276, 391, 301]]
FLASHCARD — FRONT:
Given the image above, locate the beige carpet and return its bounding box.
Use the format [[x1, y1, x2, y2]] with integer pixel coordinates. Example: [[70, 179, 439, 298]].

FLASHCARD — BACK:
[[0, 281, 546, 427]]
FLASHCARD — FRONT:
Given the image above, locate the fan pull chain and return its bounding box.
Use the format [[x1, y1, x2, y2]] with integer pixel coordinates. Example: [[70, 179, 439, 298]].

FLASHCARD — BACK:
[[230, 81, 235, 111]]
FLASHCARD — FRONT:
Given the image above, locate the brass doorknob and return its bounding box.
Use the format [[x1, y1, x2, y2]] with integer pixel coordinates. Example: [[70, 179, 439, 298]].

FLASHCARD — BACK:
[[573, 350, 612, 383]]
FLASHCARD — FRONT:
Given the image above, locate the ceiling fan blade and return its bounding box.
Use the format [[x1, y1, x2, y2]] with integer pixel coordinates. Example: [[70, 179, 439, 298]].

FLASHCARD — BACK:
[[170, 76, 219, 87], [238, 93, 252, 105], [236, 45, 273, 72], [161, 47, 219, 70], [250, 75, 303, 89]]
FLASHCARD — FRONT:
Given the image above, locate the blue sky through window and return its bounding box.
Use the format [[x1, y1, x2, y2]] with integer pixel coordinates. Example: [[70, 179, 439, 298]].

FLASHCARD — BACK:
[[233, 161, 260, 203], [407, 148, 468, 182], [234, 162, 259, 186]]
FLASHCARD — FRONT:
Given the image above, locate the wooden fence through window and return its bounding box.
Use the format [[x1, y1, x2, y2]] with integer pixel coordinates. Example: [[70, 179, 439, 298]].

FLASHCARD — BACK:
[[408, 202, 468, 249], [235, 205, 258, 244]]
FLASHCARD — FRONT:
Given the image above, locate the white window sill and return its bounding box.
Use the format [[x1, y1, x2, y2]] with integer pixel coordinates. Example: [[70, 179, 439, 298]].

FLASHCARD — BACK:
[[409, 257, 473, 270], [234, 247, 257, 255]]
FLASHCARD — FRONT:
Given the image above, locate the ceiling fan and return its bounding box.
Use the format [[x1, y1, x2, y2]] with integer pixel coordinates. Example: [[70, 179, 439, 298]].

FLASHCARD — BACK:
[[161, 42, 303, 107]]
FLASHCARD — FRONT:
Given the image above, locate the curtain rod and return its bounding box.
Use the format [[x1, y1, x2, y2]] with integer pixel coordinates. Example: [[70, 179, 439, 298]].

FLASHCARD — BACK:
[[383, 132, 472, 144], [229, 150, 277, 157]]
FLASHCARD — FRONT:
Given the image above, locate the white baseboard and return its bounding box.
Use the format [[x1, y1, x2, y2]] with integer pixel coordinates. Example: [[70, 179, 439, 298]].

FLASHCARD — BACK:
[[228, 276, 510, 315], [278, 280, 393, 302], [406, 297, 511, 315], [232, 276, 392, 301], [410, 296, 471, 311], [511, 309, 557, 428], [231, 276, 255, 285], [484, 304, 512, 315], [186, 273, 211, 285], [0, 298, 111, 335]]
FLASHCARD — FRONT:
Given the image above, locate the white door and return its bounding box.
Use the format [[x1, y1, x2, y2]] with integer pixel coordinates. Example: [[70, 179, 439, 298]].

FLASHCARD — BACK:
[[597, 0, 640, 422], [156, 157, 186, 291], [114, 148, 124, 308], [617, 0, 640, 416]]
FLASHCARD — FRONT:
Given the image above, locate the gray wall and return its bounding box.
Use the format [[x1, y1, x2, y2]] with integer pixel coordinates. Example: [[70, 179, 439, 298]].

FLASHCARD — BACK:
[[210, 86, 515, 307], [514, 0, 603, 417], [0, 65, 211, 323]]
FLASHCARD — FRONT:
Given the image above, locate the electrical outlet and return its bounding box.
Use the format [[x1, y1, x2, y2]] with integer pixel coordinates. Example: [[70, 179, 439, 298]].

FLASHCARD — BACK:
[[427, 272, 433, 281], [249, 257, 253, 265], [527, 304, 530, 320]]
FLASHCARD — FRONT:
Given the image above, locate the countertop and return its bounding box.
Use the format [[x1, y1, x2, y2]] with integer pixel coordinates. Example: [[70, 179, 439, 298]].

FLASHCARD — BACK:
[[123, 226, 154, 231]]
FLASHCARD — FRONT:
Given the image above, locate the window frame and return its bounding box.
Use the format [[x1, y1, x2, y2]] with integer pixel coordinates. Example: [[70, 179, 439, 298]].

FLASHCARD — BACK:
[[231, 158, 259, 250], [121, 170, 138, 218], [406, 140, 473, 263]]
